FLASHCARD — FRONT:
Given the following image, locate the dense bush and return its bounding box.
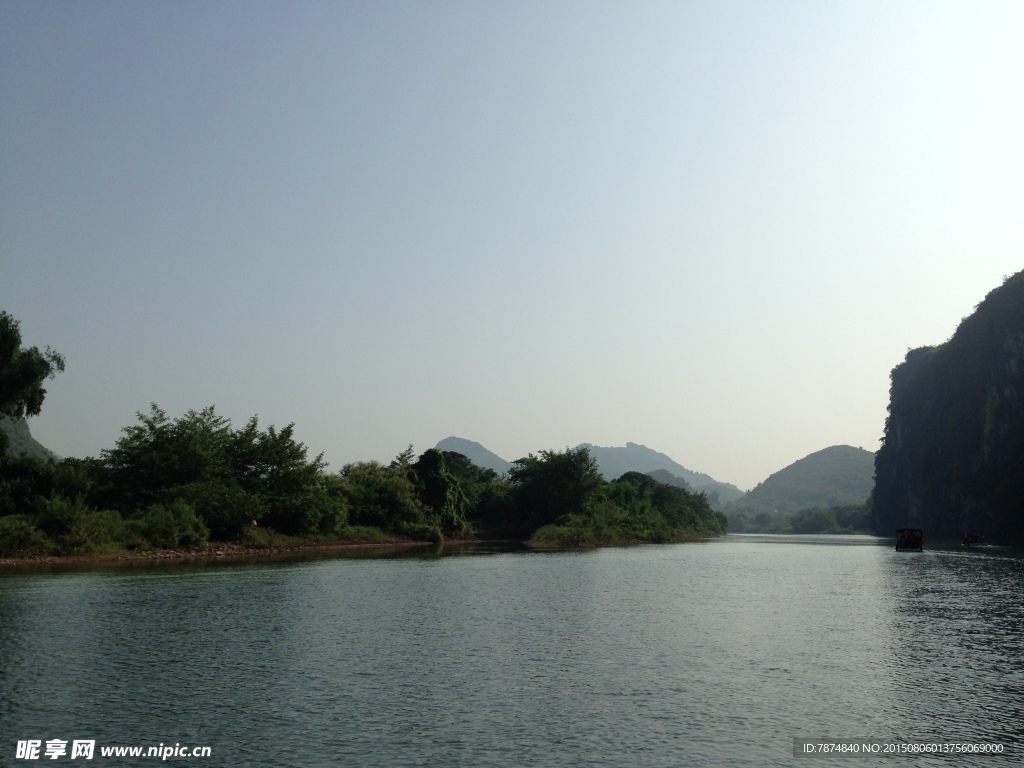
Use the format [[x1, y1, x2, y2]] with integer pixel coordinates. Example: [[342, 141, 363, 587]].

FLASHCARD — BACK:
[[340, 460, 432, 534], [0, 514, 54, 556], [134, 501, 209, 549], [728, 503, 871, 534], [523, 466, 726, 546], [0, 454, 90, 518], [173, 481, 264, 541]]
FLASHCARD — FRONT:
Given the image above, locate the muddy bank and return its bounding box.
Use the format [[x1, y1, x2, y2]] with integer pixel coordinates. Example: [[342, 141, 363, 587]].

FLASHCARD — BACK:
[[0, 537, 498, 571]]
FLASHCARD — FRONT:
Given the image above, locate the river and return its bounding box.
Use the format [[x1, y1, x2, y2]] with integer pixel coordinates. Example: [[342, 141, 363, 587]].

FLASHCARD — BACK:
[[1, 535, 1021, 766]]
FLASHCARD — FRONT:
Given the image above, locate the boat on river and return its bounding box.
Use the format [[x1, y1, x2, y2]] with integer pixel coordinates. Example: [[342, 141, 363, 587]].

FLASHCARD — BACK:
[[895, 528, 924, 551]]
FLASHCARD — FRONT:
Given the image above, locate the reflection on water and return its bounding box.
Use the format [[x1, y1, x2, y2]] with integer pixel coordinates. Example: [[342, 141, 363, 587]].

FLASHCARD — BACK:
[[1, 535, 1021, 767], [881, 546, 1024, 749]]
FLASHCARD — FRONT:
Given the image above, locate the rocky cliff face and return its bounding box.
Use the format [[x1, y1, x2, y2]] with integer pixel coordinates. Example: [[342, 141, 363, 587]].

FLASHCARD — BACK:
[[0, 416, 60, 461], [872, 272, 1024, 541]]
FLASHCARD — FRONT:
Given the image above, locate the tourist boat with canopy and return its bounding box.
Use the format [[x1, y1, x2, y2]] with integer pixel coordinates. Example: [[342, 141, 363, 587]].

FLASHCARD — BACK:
[[962, 531, 986, 546], [895, 528, 924, 551]]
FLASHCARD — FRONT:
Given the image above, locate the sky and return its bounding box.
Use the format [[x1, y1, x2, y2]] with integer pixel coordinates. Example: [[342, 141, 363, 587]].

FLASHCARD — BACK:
[[2, 0, 1022, 491]]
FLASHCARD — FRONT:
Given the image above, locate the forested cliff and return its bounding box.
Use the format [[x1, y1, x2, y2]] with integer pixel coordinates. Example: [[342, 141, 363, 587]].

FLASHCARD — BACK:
[[873, 271, 1024, 541]]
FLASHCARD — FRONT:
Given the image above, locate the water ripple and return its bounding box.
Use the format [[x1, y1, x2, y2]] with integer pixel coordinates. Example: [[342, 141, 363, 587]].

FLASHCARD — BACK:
[[1, 537, 1021, 766]]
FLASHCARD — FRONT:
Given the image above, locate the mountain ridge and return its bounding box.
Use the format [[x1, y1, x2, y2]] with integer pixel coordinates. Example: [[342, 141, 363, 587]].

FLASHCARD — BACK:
[[727, 444, 874, 514], [434, 436, 744, 505], [434, 436, 513, 475], [578, 442, 744, 504]]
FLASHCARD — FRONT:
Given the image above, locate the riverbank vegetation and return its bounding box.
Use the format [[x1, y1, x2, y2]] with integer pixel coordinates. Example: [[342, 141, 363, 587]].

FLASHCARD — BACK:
[[726, 503, 871, 535], [0, 311, 724, 558], [0, 414, 726, 557]]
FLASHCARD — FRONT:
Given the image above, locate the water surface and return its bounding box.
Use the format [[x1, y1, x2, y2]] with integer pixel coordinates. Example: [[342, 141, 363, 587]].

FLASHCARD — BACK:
[[2, 535, 1021, 766]]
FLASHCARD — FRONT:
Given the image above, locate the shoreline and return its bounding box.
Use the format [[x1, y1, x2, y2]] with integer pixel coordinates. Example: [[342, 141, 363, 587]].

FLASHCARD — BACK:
[[0, 537, 496, 571], [0, 532, 729, 571]]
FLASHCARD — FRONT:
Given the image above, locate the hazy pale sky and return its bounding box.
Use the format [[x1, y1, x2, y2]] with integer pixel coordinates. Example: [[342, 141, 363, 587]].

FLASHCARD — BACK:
[[2, 1, 1021, 490]]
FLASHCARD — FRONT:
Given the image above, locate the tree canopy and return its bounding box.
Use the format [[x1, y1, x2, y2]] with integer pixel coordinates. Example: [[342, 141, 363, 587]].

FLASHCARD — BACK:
[[0, 311, 65, 424], [89, 404, 344, 540]]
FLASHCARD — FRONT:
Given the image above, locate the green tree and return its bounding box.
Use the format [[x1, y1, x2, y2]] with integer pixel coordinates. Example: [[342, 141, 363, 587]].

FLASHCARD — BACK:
[[789, 507, 838, 534], [413, 449, 472, 537], [0, 311, 65, 422], [468, 476, 516, 537], [0, 453, 91, 518], [438, 451, 499, 508], [340, 460, 430, 535], [93, 404, 233, 512], [227, 416, 337, 535], [508, 446, 603, 535], [91, 405, 338, 539]]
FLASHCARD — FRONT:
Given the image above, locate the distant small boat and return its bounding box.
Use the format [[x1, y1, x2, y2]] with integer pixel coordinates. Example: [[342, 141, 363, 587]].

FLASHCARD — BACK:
[[962, 531, 986, 546], [896, 528, 924, 552]]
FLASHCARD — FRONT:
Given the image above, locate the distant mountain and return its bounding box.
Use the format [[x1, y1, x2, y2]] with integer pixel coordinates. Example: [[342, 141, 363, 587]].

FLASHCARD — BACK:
[[0, 417, 61, 461], [728, 445, 874, 514], [645, 469, 693, 491], [435, 437, 513, 475], [433, 437, 742, 505], [578, 442, 744, 504]]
